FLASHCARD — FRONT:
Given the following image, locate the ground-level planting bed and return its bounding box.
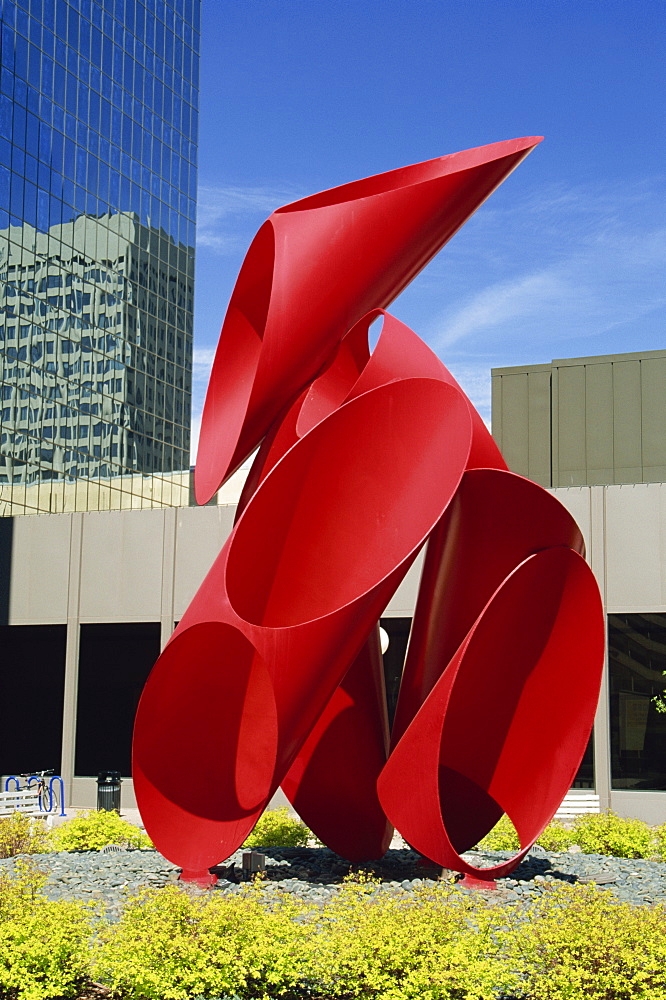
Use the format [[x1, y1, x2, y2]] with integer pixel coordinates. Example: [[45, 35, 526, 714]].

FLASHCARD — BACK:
[[3, 844, 666, 1000]]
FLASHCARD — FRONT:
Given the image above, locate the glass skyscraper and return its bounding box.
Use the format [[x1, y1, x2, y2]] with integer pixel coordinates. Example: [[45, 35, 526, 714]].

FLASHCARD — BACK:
[[0, 0, 199, 515]]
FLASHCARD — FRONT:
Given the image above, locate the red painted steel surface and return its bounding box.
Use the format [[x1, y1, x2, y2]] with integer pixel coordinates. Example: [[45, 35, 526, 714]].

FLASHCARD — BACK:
[[194, 137, 543, 504], [133, 137, 605, 885]]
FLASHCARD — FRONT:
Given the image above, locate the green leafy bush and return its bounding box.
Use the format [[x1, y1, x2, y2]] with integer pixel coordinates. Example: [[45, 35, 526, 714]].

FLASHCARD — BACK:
[[508, 882, 666, 999], [95, 875, 515, 1000], [49, 810, 152, 852], [2, 863, 666, 1000], [0, 861, 93, 1000], [654, 823, 666, 860], [0, 813, 52, 859], [242, 806, 314, 849]]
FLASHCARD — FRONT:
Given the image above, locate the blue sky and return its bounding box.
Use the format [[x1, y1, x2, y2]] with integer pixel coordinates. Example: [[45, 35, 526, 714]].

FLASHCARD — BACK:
[[191, 0, 666, 457]]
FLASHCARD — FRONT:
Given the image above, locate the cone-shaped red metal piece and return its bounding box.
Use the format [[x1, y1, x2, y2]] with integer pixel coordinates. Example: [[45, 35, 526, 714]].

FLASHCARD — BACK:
[[195, 138, 542, 503]]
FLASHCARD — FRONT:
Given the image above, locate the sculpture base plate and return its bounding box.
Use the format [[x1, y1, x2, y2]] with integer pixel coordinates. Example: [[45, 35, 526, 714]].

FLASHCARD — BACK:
[[458, 873, 497, 890], [180, 869, 218, 887]]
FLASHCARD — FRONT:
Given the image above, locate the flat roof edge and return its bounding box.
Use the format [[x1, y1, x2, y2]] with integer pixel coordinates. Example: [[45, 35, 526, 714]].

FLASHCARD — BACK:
[[492, 347, 666, 376]]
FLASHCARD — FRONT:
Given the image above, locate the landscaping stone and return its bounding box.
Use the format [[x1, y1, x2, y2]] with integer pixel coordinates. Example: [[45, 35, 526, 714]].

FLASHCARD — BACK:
[[3, 844, 666, 918]]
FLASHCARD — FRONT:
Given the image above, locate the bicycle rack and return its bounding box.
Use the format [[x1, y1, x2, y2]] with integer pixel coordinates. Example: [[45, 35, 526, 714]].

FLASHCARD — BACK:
[[48, 775, 66, 817], [5, 775, 67, 817]]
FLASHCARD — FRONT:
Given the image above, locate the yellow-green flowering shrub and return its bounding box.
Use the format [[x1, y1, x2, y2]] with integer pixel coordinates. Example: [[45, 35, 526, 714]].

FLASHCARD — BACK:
[[475, 813, 520, 852], [242, 805, 314, 849], [4, 866, 666, 1000], [535, 818, 576, 852], [508, 882, 666, 999], [96, 876, 518, 1000], [476, 811, 662, 859], [94, 881, 312, 1000], [570, 811, 657, 858], [0, 862, 93, 1000], [49, 809, 152, 851], [309, 876, 517, 1000], [654, 823, 666, 860], [0, 812, 52, 858]]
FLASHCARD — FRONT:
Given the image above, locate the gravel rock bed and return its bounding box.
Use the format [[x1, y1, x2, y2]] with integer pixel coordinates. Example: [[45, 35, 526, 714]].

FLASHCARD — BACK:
[[3, 844, 666, 918]]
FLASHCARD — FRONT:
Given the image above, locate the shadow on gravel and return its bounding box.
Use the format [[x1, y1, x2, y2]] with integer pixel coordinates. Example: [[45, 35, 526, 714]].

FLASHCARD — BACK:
[[248, 846, 580, 888]]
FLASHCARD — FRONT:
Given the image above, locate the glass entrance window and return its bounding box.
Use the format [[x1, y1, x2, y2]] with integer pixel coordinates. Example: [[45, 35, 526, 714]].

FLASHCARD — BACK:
[[608, 613, 666, 790], [74, 621, 160, 778], [0, 623, 67, 774]]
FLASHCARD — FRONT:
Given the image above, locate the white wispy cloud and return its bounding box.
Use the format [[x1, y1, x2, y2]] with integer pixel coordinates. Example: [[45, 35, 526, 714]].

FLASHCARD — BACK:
[[190, 348, 215, 463], [436, 271, 565, 347], [189, 410, 202, 466], [192, 346, 216, 383], [427, 179, 666, 354], [196, 183, 302, 254], [444, 361, 494, 428]]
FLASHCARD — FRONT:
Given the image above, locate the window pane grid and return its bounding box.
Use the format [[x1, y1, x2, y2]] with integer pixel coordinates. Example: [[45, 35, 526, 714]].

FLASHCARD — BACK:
[[0, 0, 198, 514]]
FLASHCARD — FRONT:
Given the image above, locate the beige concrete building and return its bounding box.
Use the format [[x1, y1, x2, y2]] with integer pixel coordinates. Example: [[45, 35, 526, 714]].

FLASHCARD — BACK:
[[1, 478, 666, 824], [1, 346, 666, 827], [492, 349, 666, 824], [492, 348, 666, 488], [0, 498, 422, 812]]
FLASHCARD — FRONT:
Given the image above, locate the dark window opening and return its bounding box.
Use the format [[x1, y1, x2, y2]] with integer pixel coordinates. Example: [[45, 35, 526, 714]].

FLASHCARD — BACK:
[[75, 622, 160, 778], [608, 613, 666, 791], [380, 616, 412, 729], [572, 733, 594, 789], [0, 624, 67, 775]]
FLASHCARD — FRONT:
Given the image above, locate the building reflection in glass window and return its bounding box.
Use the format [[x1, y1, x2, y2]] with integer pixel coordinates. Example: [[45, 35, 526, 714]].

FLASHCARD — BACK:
[[0, 0, 200, 516], [609, 613, 666, 790]]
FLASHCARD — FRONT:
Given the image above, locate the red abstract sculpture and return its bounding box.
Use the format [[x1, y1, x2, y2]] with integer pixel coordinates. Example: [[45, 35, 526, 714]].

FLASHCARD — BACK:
[[133, 137, 605, 886]]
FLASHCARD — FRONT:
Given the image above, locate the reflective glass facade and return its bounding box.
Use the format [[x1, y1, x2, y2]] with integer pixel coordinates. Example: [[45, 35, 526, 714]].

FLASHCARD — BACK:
[[0, 0, 199, 514], [609, 613, 666, 791]]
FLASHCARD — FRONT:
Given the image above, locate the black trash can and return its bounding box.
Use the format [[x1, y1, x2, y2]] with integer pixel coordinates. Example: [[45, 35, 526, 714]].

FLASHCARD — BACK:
[[97, 771, 122, 812]]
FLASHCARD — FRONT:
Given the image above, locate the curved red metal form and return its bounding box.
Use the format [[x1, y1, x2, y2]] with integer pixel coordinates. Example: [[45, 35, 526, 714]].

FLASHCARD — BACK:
[[195, 137, 543, 503], [134, 371, 473, 874], [378, 547, 605, 877], [133, 137, 605, 886]]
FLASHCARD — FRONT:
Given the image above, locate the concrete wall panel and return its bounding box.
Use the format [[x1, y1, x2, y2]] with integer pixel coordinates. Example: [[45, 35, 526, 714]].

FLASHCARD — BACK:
[[641, 357, 666, 474], [492, 369, 552, 487], [173, 504, 235, 616], [585, 362, 614, 484], [384, 548, 424, 616], [79, 509, 165, 621], [493, 350, 666, 488], [611, 790, 666, 825], [550, 487, 593, 556], [605, 484, 666, 609], [555, 365, 587, 485], [526, 370, 552, 486], [9, 513, 71, 623], [613, 360, 642, 483], [493, 373, 529, 477]]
